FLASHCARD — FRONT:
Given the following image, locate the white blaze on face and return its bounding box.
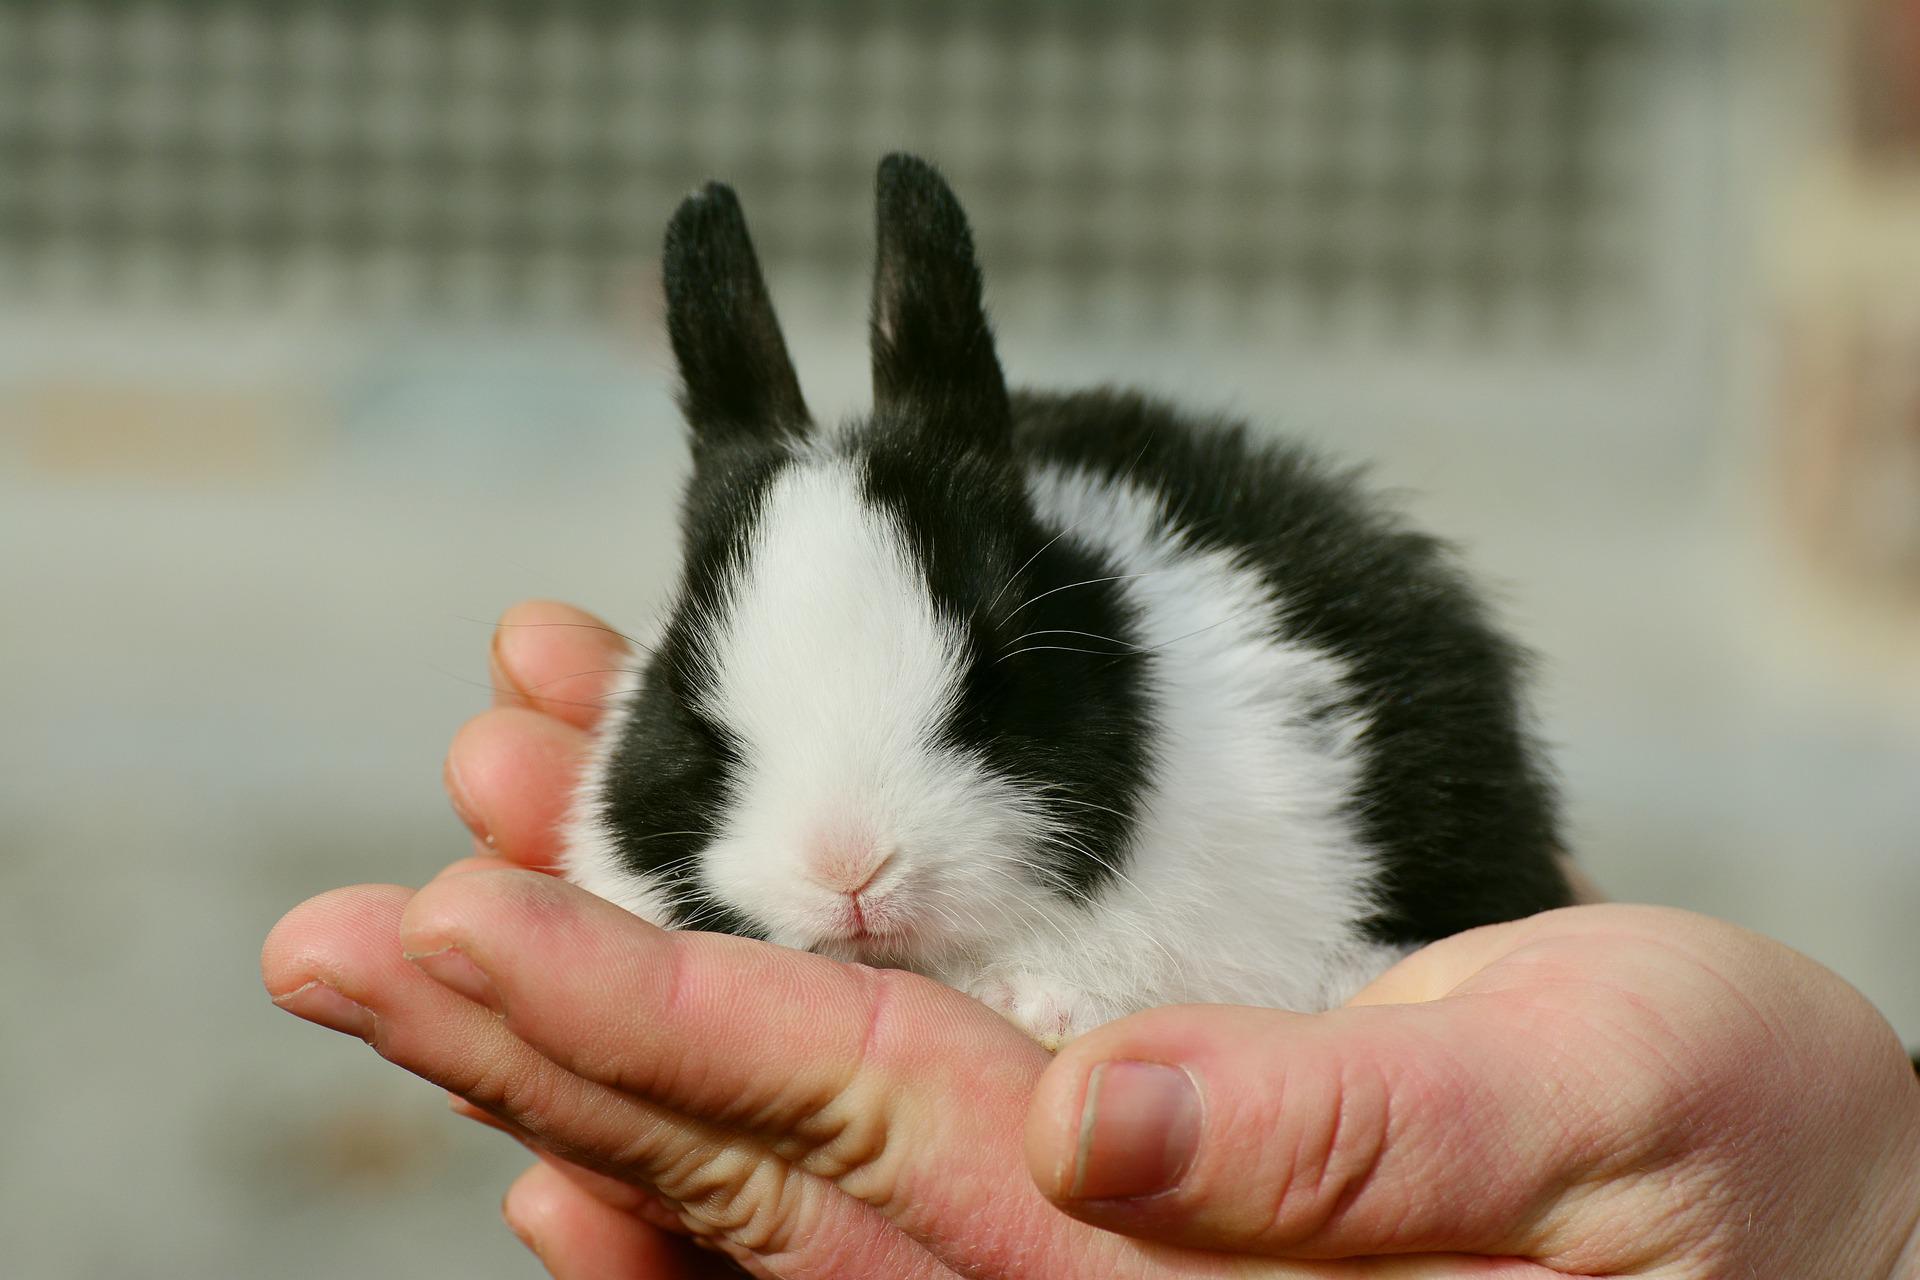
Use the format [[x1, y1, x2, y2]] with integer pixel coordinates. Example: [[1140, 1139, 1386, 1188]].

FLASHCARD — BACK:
[[691, 458, 1043, 958], [701, 459, 962, 778]]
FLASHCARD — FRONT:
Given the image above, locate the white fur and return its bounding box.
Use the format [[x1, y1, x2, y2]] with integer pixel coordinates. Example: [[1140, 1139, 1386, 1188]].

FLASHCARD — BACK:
[[688, 458, 1058, 966], [946, 465, 1409, 1041], [564, 456, 1410, 1043]]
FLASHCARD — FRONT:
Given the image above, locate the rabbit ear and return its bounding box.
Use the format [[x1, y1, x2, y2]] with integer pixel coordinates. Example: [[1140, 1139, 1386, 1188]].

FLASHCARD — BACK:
[[664, 182, 811, 451], [869, 154, 1010, 449]]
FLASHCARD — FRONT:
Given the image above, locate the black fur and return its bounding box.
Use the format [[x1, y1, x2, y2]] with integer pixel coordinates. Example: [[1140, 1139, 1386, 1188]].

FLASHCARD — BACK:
[[854, 426, 1155, 901], [599, 154, 1571, 946], [597, 445, 796, 937], [663, 181, 812, 454], [604, 158, 1154, 920], [603, 424, 1159, 920], [1012, 389, 1573, 943], [870, 153, 1012, 449]]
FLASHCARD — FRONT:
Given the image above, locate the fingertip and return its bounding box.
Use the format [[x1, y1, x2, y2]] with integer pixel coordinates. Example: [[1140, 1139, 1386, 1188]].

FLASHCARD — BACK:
[[503, 1159, 705, 1279], [501, 1161, 563, 1262], [399, 865, 552, 951], [446, 706, 589, 869], [1025, 1007, 1232, 1208], [1023, 1040, 1091, 1202], [399, 866, 631, 980], [498, 598, 617, 637], [261, 884, 416, 998], [493, 599, 637, 730]]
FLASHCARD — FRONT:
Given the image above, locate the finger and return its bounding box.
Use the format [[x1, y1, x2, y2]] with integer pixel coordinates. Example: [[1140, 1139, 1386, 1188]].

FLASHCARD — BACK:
[[445, 707, 589, 869], [395, 870, 1268, 1278], [1026, 996, 1628, 1262], [270, 881, 1491, 1279], [398, 871, 1042, 1186], [492, 599, 638, 730], [505, 1160, 746, 1280], [262, 885, 951, 1280]]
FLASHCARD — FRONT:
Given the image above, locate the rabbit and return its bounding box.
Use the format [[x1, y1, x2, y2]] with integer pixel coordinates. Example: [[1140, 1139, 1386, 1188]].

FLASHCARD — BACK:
[[561, 154, 1573, 1049]]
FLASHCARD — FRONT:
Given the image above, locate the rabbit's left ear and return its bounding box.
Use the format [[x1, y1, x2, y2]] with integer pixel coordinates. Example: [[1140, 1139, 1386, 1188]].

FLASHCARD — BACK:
[[869, 154, 1010, 450], [664, 182, 812, 454]]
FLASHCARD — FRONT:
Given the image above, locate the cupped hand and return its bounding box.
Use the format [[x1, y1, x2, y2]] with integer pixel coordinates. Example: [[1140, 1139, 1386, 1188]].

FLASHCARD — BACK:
[[263, 601, 1920, 1278]]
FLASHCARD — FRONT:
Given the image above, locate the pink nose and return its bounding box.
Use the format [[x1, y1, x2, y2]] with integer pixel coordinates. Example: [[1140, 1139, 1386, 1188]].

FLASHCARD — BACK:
[[804, 831, 893, 896]]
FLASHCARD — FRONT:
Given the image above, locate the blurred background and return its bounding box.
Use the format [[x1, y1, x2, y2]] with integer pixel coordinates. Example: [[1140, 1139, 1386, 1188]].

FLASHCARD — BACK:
[[2, 1, 1917, 1275]]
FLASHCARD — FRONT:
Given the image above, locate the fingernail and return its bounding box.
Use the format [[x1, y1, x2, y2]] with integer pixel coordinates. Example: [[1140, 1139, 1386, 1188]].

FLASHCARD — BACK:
[[444, 756, 493, 846], [1068, 1060, 1202, 1201], [409, 946, 504, 1014], [274, 981, 377, 1043]]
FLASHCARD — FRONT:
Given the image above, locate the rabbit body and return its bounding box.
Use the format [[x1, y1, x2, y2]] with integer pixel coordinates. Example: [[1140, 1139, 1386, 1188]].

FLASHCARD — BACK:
[[562, 157, 1571, 1047]]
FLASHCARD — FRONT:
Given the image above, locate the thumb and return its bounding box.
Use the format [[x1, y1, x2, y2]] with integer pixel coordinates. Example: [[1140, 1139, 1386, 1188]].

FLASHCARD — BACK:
[[1024, 997, 1614, 1261]]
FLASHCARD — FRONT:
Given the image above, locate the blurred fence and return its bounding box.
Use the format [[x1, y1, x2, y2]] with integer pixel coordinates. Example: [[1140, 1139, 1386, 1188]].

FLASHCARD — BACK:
[[0, 1, 1717, 342]]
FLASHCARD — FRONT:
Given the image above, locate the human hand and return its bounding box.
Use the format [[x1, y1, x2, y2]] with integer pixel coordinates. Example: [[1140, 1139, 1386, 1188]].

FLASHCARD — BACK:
[[1027, 907, 1920, 1277], [261, 602, 1165, 1276], [263, 600, 1920, 1278]]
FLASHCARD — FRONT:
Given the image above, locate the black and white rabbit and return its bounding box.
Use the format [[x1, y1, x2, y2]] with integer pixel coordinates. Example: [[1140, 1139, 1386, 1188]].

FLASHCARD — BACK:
[[563, 154, 1573, 1048]]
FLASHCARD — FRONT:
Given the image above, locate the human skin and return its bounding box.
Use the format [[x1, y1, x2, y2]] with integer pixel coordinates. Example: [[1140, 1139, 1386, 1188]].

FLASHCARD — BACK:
[[262, 600, 1920, 1279]]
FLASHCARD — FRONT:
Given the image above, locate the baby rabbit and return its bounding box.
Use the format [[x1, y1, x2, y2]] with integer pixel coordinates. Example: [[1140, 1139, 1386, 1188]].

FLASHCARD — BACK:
[[562, 154, 1572, 1048]]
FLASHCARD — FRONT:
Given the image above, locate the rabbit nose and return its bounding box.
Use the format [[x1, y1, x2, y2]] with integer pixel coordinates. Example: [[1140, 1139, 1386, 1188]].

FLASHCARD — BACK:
[[804, 831, 895, 895]]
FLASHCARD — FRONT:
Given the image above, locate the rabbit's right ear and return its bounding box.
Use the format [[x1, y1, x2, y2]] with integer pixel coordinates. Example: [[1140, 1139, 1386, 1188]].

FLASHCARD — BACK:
[[663, 182, 811, 451]]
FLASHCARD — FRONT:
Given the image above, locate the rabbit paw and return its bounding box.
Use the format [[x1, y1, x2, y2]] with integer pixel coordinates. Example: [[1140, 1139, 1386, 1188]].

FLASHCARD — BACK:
[[966, 972, 1105, 1051]]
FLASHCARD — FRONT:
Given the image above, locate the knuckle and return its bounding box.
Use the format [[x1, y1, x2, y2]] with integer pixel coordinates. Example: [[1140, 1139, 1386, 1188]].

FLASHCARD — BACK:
[[654, 1144, 815, 1256], [574, 956, 923, 1253], [432, 1045, 517, 1111], [1197, 1049, 1395, 1248], [782, 965, 915, 1200], [456, 1053, 585, 1140], [785, 1098, 896, 1192], [1278, 1054, 1394, 1240]]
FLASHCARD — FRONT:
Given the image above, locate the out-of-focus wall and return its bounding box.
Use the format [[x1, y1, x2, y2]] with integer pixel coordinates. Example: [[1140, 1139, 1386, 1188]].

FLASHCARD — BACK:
[[3, 3, 1914, 1277]]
